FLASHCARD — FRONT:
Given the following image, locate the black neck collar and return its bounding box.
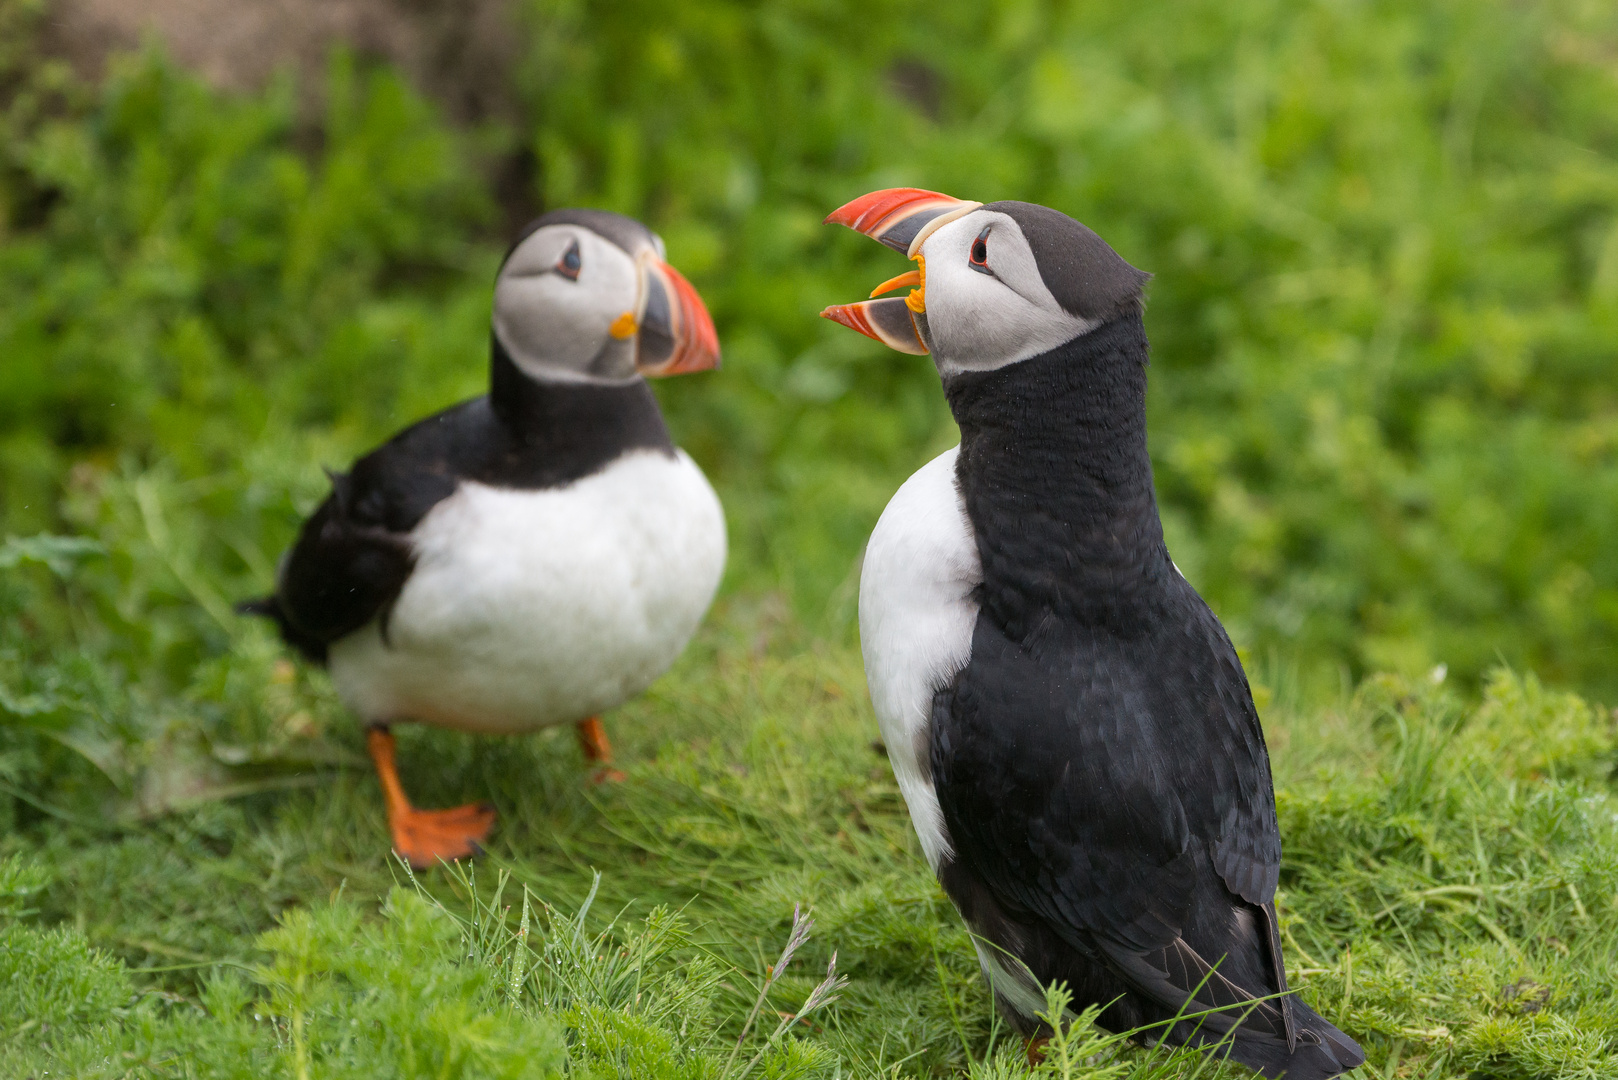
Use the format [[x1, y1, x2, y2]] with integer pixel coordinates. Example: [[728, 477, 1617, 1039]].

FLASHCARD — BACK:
[[488, 334, 674, 458], [945, 314, 1172, 635]]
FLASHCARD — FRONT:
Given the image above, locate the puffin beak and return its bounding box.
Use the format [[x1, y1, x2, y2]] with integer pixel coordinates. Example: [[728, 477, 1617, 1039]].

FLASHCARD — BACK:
[[820, 187, 980, 355], [633, 258, 721, 376]]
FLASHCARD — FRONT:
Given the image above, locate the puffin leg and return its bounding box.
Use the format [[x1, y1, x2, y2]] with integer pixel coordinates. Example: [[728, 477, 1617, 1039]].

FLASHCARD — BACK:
[[366, 726, 495, 869], [1026, 1035, 1050, 1067], [574, 716, 626, 783]]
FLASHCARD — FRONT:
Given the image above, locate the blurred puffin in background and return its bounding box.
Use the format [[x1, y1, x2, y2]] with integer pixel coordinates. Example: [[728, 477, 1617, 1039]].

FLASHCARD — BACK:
[[824, 189, 1363, 1079], [242, 209, 726, 868]]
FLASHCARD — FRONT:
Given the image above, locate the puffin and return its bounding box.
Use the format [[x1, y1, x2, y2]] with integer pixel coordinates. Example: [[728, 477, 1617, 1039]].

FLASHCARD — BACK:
[[822, 189, 1363, 1079], [241, 209, 727, 868]]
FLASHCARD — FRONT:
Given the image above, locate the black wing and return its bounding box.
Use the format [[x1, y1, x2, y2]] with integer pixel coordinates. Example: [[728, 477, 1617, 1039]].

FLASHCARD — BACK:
[[239, 401, 486, 663], [934, 582, 1292, 1038], [240, 364, 682, 663]]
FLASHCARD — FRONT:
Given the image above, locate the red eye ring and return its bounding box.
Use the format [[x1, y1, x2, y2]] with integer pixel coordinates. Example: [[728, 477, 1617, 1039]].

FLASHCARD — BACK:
[[968, 226, 993, 276], [556, 239, 582, 281]]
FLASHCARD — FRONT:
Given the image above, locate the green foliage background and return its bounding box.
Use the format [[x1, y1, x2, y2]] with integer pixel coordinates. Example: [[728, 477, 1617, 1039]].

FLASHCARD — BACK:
[[3, 0, 1618, 1076], [7, 0, 1618, 697]]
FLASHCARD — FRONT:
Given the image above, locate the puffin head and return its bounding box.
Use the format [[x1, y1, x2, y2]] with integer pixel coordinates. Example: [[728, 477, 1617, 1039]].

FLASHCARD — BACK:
[[495, 208, 720, 384], [821, 189, 1148, 376]]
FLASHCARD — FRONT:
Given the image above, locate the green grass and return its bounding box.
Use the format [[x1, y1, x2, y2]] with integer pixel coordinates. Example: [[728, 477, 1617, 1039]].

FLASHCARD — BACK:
[[3, 609, 1616, 1077]]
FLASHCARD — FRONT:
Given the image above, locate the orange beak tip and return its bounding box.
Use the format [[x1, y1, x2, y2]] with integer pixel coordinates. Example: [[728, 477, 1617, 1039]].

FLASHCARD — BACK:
[[820, 303, 871, 338], [824, 187, 977, 257], [825, 187, 953, 229], [820, 299, 927, 354], [641, 260, 721, 376]]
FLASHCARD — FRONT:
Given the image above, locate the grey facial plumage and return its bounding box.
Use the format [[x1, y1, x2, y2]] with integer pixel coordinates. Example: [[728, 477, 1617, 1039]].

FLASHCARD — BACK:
[[493, 210, 665, 384]]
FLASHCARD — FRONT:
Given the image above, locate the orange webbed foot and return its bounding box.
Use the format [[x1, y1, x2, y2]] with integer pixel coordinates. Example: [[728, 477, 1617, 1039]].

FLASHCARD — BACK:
[[367, 726, 496, 869], [389, 800, 497, 869]]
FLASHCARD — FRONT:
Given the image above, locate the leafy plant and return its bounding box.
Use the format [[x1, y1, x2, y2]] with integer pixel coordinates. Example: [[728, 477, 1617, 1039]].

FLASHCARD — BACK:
[[5, 0, 1618, 700]]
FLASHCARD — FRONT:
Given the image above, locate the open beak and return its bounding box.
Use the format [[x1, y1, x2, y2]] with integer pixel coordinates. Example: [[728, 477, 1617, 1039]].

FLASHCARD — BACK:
[[633, 258, 721, 376], [820, 187, 980, 355]]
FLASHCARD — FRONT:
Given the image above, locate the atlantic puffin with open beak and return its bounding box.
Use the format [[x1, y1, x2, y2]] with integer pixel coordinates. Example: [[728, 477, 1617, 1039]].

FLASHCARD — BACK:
[[242, 209, 726, 868], [824, 189, 1363, 1079]]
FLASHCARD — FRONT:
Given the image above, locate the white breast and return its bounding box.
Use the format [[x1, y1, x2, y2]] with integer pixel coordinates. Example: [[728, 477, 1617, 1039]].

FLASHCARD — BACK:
[[328, 449, 726, 734], [859, 446, 981, 870]]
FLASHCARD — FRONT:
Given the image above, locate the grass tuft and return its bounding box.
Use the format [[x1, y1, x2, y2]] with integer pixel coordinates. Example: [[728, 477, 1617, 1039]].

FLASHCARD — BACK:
[[2, 634, 1615, 1077]]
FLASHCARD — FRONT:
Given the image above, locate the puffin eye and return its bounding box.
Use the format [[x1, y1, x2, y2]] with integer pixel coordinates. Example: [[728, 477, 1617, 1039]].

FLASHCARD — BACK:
[[968, 227, 993, 276], [556, 239, 582, 281]]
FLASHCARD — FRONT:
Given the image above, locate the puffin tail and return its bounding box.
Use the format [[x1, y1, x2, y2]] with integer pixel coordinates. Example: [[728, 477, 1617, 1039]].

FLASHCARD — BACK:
[[1220, 997, 1364, 1080], [235, 595, 330, 665]]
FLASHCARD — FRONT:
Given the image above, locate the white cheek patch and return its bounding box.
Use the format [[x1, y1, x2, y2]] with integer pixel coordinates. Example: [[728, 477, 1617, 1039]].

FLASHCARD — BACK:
[[919, 212, 1096, 375], [493, 227, 641, 382]]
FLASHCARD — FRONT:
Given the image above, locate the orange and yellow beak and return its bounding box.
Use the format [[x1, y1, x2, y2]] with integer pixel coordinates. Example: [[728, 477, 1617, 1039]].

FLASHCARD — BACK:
[[819, 187, 979, 355], [633, 258, 721, 376]]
